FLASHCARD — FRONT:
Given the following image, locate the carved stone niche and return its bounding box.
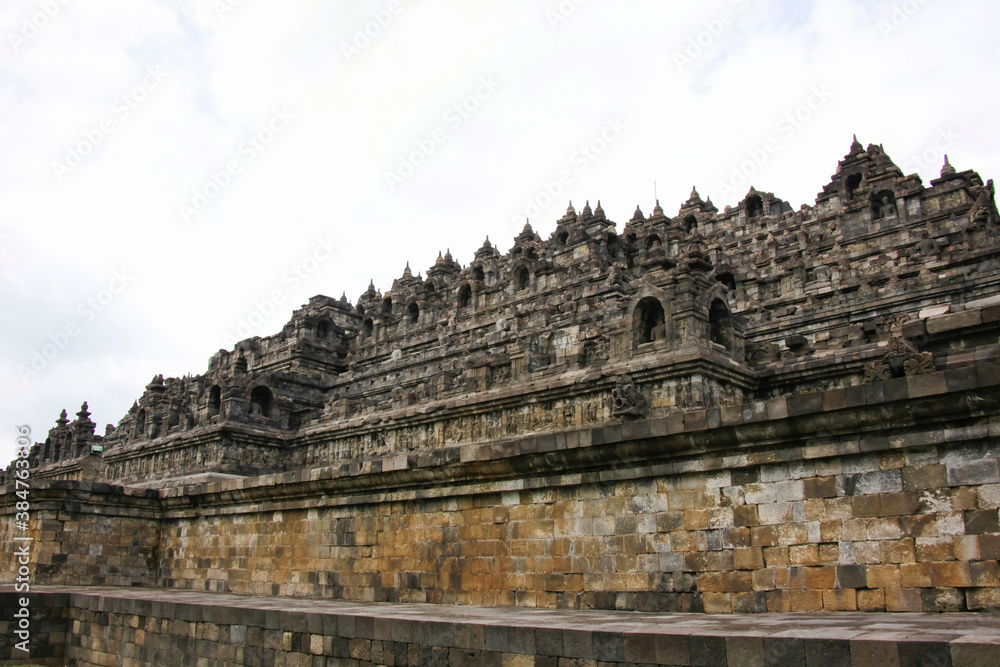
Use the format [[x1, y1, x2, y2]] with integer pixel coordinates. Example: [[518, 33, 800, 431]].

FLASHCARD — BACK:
[[862, 336, 934, 382], [611, 374, 646, 418]]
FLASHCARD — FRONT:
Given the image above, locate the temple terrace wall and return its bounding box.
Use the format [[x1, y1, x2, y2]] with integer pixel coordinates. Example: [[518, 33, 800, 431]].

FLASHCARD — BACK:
[[4, 355, 1000, 616]]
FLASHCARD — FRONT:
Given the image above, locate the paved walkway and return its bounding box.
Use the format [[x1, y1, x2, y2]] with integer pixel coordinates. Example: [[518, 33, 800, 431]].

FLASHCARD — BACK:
[[9, 585, 1000, 666]]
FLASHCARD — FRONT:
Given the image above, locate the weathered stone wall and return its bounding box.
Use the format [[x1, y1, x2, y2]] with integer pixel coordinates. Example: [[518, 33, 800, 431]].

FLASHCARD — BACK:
[[5, 358, 998, 615], [0, 591, 68, 666], [0, 482, 161, 588], [155, 379, 1000, 613]]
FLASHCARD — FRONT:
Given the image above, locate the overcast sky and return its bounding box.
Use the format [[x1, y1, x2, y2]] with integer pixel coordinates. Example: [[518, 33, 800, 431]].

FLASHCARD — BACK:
[[1, 0, 998, 465]]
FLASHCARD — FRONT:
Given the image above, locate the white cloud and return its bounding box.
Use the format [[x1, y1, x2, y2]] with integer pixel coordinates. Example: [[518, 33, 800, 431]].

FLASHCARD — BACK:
[[2, 0, 999, 463]]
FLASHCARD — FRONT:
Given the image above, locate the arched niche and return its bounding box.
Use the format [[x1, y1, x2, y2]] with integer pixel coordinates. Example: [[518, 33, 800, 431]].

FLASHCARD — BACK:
[[457, 283, 472, 309], [207, 386, 221, 417], [634, 297, 666, 346], [709, 298, 734, 349], [513, 266, 530, 291], [249, 386, 273, 418]]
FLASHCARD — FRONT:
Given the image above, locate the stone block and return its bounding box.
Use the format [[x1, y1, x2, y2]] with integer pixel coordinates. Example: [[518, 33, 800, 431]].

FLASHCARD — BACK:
[[977, 361, 1000, 387], [789, 589, 823, 611], [880, 492, 920, 516], [901, 318, 928, 339], [561, 630, 592, 659], [980, 535, 1000, 560], [787, 392, 824, 417], [804, 476, 837, 499], [688, 635, 727, 666], [885, 587, 923, 612], [591, 631, 624, 662], [979, 484, 1000, 509], [804, 639, 852, 667], [883, 377, 909, 402], [921, 587, 965, 612], [852, 470, 904, 495], [966, 587, 1000, 611], [966, 509, 1000, 534], [804, 566, 836, 589], [836, 564, 867, 589], [725, 636, 764, 667], [790, 544, 820, 567], [823, 588, 858, 611], [907, 373, 948, 398], [971, 561, 1000, 587], [857, 588, 887, 612], [926, 310, 982, 334], [949, 460, 1000, 486], [930, 561, 973, 588], [655, 634, 690, 665], [757, 503, 794, 525], [764, 638, 805, 666], [733, 505, 760, 528], [945, 367, 979, 392], [850, 640, 901, 667], [623, 634, 657, 663], [897, 641, 951, 667]]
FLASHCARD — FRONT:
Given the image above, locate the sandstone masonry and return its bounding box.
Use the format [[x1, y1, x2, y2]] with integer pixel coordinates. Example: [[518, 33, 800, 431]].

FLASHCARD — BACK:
[[3, 139, 1000, 618]]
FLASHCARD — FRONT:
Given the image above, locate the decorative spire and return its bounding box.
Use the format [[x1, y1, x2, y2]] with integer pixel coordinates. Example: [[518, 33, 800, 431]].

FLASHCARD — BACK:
[[444, 248, 454, 263], [340, 292, 348, 303], [632, 205, 644, 222], [653, 199, 664, 217], [594, 200, 606, 220], [850, 134, 863, 153], [874, 144, 896, 169], [582, 200, 593, 216], [76, 401, 91, 421], [56, 409, 69, 427], [941, 154, 956, 177], [522, 220, 533, 234], [402, 262, 412, 279], [365, 279, 377, 295], [566, 201, 576, 216]]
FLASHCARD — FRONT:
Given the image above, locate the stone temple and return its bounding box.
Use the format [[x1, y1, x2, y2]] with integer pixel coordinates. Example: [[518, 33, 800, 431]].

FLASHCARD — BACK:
[[4, 139, 1000, 665]]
